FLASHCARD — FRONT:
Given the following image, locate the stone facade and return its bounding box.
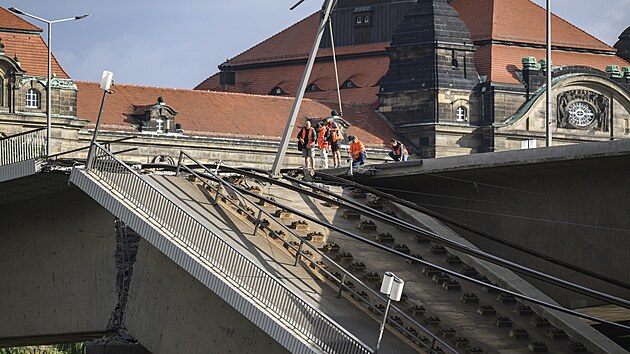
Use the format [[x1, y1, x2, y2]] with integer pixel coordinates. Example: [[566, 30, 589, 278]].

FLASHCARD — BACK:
[[0, 48, 77, 118], [378, 0, 480, 158], [493, 66, 630, 152]]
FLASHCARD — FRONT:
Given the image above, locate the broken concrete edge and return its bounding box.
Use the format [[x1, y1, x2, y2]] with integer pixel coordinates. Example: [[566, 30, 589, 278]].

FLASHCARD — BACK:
[[386, 201, 625, 354], [106, 220, 142, 332], [69, 169, 350, 354]]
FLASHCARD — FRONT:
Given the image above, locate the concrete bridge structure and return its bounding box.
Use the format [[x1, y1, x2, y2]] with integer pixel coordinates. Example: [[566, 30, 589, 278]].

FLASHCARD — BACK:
[[348, 139, 630, 309], [1, 135, 629, 353]]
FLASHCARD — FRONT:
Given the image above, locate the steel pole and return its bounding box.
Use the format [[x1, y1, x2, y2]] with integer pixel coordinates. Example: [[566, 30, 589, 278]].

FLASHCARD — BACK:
[[47, 22, 52, 156], [374, 297, 392, 354], [270, 0, 336, 176], [86, 90, 108, 168], [546, 0, 553, 147]]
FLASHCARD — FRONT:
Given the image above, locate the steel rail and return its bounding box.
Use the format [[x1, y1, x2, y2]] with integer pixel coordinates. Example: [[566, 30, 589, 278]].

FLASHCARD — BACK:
[[0, 127, 46, 140], [0, 128, 46, 166], [204, 165, 630, 310], [314, 171, 630, 291], [215, 171, 630, 331], [86, 145, 373, 354], [176, 153, 458, 354]]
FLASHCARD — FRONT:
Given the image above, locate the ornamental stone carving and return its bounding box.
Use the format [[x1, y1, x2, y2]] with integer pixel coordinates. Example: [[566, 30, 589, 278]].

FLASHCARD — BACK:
[[557, 90, 609, 131]]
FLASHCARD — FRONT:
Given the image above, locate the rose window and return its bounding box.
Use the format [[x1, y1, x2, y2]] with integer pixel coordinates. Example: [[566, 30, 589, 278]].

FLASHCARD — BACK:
[[567, 101, 595, 127]]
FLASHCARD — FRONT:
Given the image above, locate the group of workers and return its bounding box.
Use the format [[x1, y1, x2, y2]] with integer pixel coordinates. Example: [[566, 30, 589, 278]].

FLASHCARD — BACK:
[[297, 111, 409, 169]]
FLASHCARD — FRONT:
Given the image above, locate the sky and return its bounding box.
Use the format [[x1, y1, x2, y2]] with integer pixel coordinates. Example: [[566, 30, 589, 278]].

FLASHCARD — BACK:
[[3, 0, 629, 89]]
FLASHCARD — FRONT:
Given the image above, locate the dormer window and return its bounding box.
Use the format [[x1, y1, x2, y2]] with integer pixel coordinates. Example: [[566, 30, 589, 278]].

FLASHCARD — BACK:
[[307, 83, 322, 92], [353, 10, 372, 27], [270, 87, 285, 96], [131, 97, 180, 134], [25, 88, 40, 108], [341, 80, 358, 89]]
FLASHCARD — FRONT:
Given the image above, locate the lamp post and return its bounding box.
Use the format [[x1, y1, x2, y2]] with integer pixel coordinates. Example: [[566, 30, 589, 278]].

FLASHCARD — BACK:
[[545, 0, 553, 147], [8, 7, 89, 157], [86, 71, 114, 168], [375, 272, 405, 354]]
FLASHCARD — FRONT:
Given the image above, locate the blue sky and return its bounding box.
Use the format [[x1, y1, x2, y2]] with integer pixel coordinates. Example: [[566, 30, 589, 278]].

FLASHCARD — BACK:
[[4, 0, 629, 89]]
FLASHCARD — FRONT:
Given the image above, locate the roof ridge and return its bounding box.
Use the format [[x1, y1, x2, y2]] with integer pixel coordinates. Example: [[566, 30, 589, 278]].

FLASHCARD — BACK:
[[76, 80, 319, 101], [0, 7, 42, 33], [526, 0, 613, 50], [227, 11, 319, 65]]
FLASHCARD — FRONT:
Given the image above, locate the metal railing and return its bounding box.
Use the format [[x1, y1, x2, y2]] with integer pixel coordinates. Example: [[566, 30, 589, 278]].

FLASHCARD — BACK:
[[85, 143, 372, 354], [175, 150, 458, 354], [0, 128, 46, 166]]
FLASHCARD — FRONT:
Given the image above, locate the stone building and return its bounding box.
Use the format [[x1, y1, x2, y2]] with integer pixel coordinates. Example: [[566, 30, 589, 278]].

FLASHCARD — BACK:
[[197, 0, 630, 158], [0, 7, 77, 137], [3, 1, 630, 166], [0, 6, 392, 168]]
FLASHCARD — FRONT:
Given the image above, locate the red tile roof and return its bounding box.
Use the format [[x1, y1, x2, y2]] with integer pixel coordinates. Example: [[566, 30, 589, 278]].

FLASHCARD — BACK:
[[199, 2, 628, 92], [0, 33, 69, 78], [226, 12, 320, 66], [76, 82, 394, 145], [480, 44, 630, 84], [222, 13, 388, 67], [0, 7, 42, 33], [196, 54, 388, 104], [451, 0, 614, 52]]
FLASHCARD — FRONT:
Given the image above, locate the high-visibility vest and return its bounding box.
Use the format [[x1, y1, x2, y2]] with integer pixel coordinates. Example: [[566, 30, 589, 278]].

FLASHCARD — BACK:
[[317, 127, 329, 148], [349, 141, 366, 159], [299, 127, 316, 147], [327, 121, 343, 142], [392, 141, 408, 156]]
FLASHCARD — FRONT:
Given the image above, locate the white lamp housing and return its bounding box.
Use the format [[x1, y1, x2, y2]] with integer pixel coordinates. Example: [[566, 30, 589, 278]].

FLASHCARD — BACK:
[[100, 70, 114, 90], [380, 272, 395, 295], [389, 277, 405, 301]]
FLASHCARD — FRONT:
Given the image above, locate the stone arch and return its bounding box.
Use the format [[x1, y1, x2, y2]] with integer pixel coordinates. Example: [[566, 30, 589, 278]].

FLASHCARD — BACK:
[[502, 73, 630, 137]]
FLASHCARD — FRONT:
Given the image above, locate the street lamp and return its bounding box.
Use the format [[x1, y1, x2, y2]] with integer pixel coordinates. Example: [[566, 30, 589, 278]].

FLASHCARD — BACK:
[[8, 7, 89, 157], [375, 272, 405, 354], [545, 0, 553, 147]]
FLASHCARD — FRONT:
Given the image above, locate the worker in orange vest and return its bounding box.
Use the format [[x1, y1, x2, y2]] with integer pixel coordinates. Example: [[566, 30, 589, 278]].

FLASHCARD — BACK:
[[316, 122, 329, 169], [326, 111, 344, 168], [389, 139, 409, 162], [297, 120, 317, 169], [348, 135, 367, 167]]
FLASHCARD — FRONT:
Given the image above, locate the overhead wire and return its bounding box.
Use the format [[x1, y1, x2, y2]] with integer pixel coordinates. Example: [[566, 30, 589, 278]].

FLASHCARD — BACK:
[[205, 164, 630, 308], [143, 162, 630, 327], [196, 167, 630, 331], [314, 171, 630, 291], [417, 171, 596, 204]]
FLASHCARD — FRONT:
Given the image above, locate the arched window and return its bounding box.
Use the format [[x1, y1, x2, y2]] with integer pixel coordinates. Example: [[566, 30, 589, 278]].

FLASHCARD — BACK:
[[0, 77, 4, 106], [356, 16, 363, 24], [364, 15, 370, 23], [456, 106, 468, 122], [25, 88, 40, 109]]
